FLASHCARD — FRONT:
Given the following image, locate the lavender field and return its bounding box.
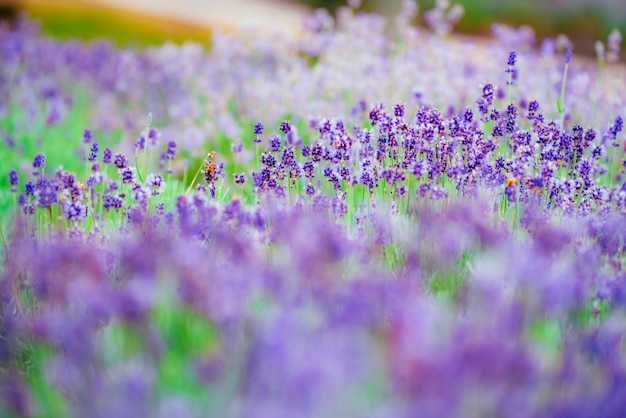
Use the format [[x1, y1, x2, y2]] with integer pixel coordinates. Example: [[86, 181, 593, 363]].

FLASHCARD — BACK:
[[2, 1, 626, 416]]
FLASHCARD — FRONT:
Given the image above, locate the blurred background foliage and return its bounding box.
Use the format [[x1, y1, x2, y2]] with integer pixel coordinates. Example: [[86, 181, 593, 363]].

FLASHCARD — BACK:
[[0, 0, 213, 47], [0, 0, 624, 55], [304, 0, 626, 55]]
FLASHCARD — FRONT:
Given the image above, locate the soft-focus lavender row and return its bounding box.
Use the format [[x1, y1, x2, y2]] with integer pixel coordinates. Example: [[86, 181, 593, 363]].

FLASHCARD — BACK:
[[1, 2, 624, 158], [3, 195, 626, 416]]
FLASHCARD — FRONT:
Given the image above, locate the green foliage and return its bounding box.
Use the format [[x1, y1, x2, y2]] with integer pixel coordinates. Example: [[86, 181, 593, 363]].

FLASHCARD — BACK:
[[21, 2, 212, 48]]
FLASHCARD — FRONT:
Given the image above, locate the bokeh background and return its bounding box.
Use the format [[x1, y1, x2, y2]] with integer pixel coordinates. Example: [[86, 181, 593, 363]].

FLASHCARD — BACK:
[[0, 0, 624, 56]]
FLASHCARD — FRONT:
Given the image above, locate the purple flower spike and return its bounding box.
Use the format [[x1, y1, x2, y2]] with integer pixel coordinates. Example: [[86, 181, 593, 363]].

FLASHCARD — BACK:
[[394, 103, 405, 118], [234, 173, 246, 184], [565, 48, 573, 64], [148, 128, 158, 143], [254, 122, 264, 135], [34, 177, 57, 207], [135, 135, 145, 150], [102, 147, 112, 164], [145, 173, 165, 195], [165, 141, 177, 160], [32, 153, 46, 169], [9, 169, 18, 192], [507, 51, 517, 66], [24, 181, 35, 196], [88, 142, 99, 162], [279, 120, 292, 134], [482, 84, 494, 106], [269, 135, 281, 152], [83, 128, 93, 143], [114, 153, 128, 169], [62, 200, 88, 221]]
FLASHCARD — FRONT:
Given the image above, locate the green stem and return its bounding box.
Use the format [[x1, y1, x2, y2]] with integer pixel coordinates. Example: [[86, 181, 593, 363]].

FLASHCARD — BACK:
[[186, 160, 205, 195], [0, 223, 9, 265]]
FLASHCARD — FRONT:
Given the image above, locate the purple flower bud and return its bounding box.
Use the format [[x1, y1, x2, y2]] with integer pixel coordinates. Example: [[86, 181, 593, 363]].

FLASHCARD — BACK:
[[83, 128, 93, 143], [32, 153, 46, 169], [9, 169, 18, 191], [507, 51, 517, 66], [482, 84, 494, 105], [252, 171, 264, 188], [254, 122, 264, 135], [34, 177, 57, 207], [121, 168, 135, 184], [530, 177, 544, 189], [103, 147, 113, 164], [135, 135, 145, 150], [565, 48, 572, 64], [607, 116, 624, 140], [62, 200, 88, 221], [88, 142, 99, 162], [114, 153, 128, 169], [165, 141, 177, 160], [303, 161, 315, 178], [145, 173, 165, 195], [463, 108, 473, 123], [234, 173, 246, 184], [24, 181, 35, 196], [269, 135, 281, 152], [261, 152, 277, 167], [505, 184, 517, 202], [279, 121, 291, 134], [394, 103, 405, 118], [103, 194, 124, 211]]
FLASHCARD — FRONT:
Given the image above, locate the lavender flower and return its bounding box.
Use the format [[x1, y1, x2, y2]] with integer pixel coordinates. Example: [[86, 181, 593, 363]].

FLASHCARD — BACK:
[[83, 128, 92, 143], [269, 135, 281, 152], [24, 181, 35, 196], [88, 142, 99, 162], [234, 173, 246, 184], [148, 128, 158, 144], [114, 153, 128, 169], [394, 103, 405, 118], [135, 135, 145, 150], [279, 121, 291, 134], [103, 194, 124, 211], [9, 169, 18, 192], [33, 177, 57, 207], [254, 122, 264, 135], [609, 116, 623, 140], [163, 141, 176, 160], [506, 50, 518, 85], [507, 50, 517, 66], [121, 167, 136, 184], [145, 173, 165, 195], [32, 153, 46, 169], [62, 200, 88, 221]]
